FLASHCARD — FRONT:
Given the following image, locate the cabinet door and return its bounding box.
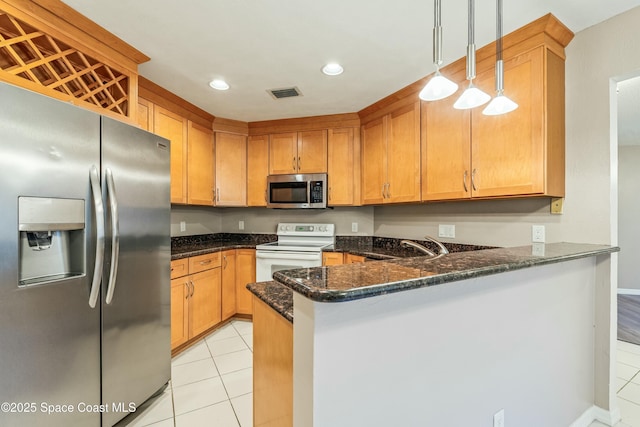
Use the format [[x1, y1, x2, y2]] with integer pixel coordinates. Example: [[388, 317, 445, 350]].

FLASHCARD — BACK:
[[137, 98, 153, 132], [421, 74, 472, 201], [187, 121, 214, 206], [215, 132, 247, 206], [247, 135, 269, 206], [386, 102, 421, 203], [471, 48, 544, 198], [269, 132, 297, 175], [328, 128, 355, 205], [297, 130, 327, 173], [361, 117, 387, 205], [221, 250, 237, 321], [154, 106, 187, 204], [189, 268, 222, 338], [236, 249, 256, 315], [344, 253, 366, 264], [322, 252, 344, 266], [171, 277, 189, 349]]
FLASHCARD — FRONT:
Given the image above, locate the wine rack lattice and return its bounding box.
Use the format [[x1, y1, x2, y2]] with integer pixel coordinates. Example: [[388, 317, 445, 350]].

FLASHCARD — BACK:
[[0, 10, 129, 117]]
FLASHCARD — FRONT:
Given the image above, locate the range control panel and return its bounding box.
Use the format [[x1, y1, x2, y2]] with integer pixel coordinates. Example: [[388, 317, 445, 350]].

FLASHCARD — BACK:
[[276, 223, 335, 236]]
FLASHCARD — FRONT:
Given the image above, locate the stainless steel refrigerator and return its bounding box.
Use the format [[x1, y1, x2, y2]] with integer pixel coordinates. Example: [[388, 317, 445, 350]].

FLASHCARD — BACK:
[[0, 82, 171, 426]]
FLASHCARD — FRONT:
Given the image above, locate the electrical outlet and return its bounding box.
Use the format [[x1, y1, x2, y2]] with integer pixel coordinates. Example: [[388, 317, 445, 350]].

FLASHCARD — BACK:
[[438, 224, 455, 238], [180, 221, 186, 232], [493, 409, 505, 427], [239, 220, 245, 230], [532, 225, 545, 243], [351, 222, 358, 233]]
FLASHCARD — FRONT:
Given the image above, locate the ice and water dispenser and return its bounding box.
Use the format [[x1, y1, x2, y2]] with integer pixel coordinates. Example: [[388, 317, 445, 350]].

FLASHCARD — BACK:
[[18, 197, 85, 286]]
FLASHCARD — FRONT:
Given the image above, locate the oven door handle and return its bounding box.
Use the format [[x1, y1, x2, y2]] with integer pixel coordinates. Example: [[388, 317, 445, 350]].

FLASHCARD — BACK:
[[256, 252, 322, 261]]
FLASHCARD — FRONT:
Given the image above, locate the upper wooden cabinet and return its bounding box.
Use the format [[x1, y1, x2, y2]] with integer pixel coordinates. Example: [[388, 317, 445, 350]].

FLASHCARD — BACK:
[[327, 128, 360, 206], [269, 130, 327, 175], [247, 135, 270, 206], [154, 106, 188, 204], [187, 121, 215, 206], [137, 98, 154, 132], [361, 102, 421, 205], [215, 132, 247, 206], [422, 20, 568, 201]]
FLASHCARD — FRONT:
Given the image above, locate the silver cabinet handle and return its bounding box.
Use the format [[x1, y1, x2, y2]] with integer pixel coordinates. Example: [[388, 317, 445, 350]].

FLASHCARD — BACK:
[[199, 259, 212, 265], [297, 156, 301, 171], [292, 156, 296, 171], [381, 184, 386, 198], [471, 169, 477, 192], [212, 188, 216, 203], [463, 170, 469, 193], [328, 187, 332, 201], [184, 282, 189, 299], [216, 188, 220, 202], [386, 183, 391, 199], [105, 168, 119, 305], [190, 280, 195, 297], [88, 165, 104, 309]]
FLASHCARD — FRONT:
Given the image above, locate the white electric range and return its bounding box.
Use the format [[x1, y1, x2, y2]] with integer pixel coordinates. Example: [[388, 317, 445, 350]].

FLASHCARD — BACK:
[[255, 223, 335, 282]]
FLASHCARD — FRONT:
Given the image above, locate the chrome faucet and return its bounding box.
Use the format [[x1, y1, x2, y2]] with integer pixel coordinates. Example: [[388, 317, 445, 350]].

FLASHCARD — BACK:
[[400, 240, 436, 257], [423, 235, 449, 254]]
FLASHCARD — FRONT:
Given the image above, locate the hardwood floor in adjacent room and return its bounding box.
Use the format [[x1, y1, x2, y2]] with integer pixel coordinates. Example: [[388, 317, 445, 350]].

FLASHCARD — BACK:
[[619, 295, 640, 346]]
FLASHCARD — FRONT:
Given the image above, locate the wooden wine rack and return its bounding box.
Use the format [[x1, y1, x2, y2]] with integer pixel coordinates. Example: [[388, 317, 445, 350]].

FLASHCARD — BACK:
[[0, 9, 130, 117]]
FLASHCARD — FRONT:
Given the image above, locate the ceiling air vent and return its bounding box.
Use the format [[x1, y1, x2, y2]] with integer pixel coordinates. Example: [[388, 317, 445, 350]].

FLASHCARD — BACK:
[[268, 87, 302, 99]]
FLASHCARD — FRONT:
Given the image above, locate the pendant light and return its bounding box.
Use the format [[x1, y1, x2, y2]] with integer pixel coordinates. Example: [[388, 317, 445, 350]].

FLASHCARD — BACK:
[[419, 0, 458, 101], [453, 0, 490, 109], [483, 0, 518, 115]]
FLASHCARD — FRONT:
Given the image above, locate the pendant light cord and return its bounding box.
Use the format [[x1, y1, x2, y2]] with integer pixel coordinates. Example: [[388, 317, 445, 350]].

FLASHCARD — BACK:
[[496, 0, 503, 62], [465, 0, 477, 81]]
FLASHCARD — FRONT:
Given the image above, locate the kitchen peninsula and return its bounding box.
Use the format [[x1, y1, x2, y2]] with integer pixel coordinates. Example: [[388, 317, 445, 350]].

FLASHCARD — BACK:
[[249, 243, 618, 427]]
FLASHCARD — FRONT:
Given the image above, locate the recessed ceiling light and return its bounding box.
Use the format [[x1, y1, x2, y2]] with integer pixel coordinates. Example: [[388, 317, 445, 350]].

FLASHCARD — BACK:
[[322, 63, 344, 76], [209, 79, 229, 90]]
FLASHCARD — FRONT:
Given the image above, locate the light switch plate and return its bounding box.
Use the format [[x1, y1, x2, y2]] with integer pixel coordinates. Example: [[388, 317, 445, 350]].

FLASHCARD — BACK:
[[239, 220, 245, 230], [438, 224, 455, 238], [351, 222, 358, 233], [180, 221, 186, 232]]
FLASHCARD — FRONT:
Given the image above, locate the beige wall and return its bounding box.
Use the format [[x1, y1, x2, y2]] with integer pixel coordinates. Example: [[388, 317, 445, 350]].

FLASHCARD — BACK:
[[171, 205, 222, 237]]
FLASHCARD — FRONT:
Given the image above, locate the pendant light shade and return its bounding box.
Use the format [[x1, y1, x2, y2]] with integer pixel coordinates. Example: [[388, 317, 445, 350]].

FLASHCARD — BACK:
[[419, 0, 458, 101], [483, 0, 518, 115], [454, 0, 490, 110]]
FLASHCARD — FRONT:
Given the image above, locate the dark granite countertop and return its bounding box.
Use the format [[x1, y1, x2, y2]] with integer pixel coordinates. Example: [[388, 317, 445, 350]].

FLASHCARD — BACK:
[[247, 281, 293, 323], [328, 236, 494, 260], [273, 243, 619, 303], [171, 233, 277, 260]]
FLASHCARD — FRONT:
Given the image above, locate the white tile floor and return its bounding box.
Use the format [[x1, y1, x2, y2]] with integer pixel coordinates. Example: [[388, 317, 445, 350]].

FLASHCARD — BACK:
[[118, 319, 253, 427], [119, 323, 640, 427]]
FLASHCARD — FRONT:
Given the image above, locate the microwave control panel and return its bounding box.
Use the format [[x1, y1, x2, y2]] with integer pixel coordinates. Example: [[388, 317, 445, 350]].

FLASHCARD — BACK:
[[310, 180, 324, 203]]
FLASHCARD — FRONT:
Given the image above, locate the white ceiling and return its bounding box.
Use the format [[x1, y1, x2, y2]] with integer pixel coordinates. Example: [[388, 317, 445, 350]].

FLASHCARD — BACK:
[[62, 0, 640, 122]]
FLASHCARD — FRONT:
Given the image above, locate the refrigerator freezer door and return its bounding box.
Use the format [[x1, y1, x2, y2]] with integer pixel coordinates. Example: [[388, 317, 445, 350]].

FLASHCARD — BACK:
[[100, 117, 171, 426], [0, 82, 101, 426]]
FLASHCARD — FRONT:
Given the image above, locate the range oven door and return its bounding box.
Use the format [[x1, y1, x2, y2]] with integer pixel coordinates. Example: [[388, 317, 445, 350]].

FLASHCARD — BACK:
[[255, 250, 322, 282]]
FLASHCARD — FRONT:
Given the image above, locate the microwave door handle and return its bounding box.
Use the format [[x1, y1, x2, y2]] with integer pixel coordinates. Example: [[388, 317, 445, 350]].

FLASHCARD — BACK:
[[256, 252, 321, 261]]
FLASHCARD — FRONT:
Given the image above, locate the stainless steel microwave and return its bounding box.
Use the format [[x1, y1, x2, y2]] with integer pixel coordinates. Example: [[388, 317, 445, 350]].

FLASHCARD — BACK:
[[266, 173, 327, 209]]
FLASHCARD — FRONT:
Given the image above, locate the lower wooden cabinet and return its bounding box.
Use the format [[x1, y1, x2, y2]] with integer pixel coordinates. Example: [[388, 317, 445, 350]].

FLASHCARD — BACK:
[[344, 253, 366, 264], [170, 254, 222, 351], [322, 252, 344, 266], [236, 249, 256, 315], [253, 296, 293, 427], [221, 250, 237, 321]]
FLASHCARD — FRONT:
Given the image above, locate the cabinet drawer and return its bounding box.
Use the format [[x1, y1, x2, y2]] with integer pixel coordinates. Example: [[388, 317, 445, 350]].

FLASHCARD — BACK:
[[189, 252, 222, 273], [171, 259, 189, 279]]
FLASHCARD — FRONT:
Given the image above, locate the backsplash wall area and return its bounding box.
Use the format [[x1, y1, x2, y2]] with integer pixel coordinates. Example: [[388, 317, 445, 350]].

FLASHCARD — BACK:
[[171, 199, 564, 248], [171, 206, 374, 237]]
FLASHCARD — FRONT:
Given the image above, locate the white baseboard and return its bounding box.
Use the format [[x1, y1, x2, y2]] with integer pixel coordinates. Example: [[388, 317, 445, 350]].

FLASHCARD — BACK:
[[618, 288, 640, 295], [570, 405, 622, 427]]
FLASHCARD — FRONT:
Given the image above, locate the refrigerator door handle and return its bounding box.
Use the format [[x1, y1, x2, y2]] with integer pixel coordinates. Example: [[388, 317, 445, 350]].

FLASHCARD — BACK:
[[105, 168, 120, 305], [89, 165, 104, 308]]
